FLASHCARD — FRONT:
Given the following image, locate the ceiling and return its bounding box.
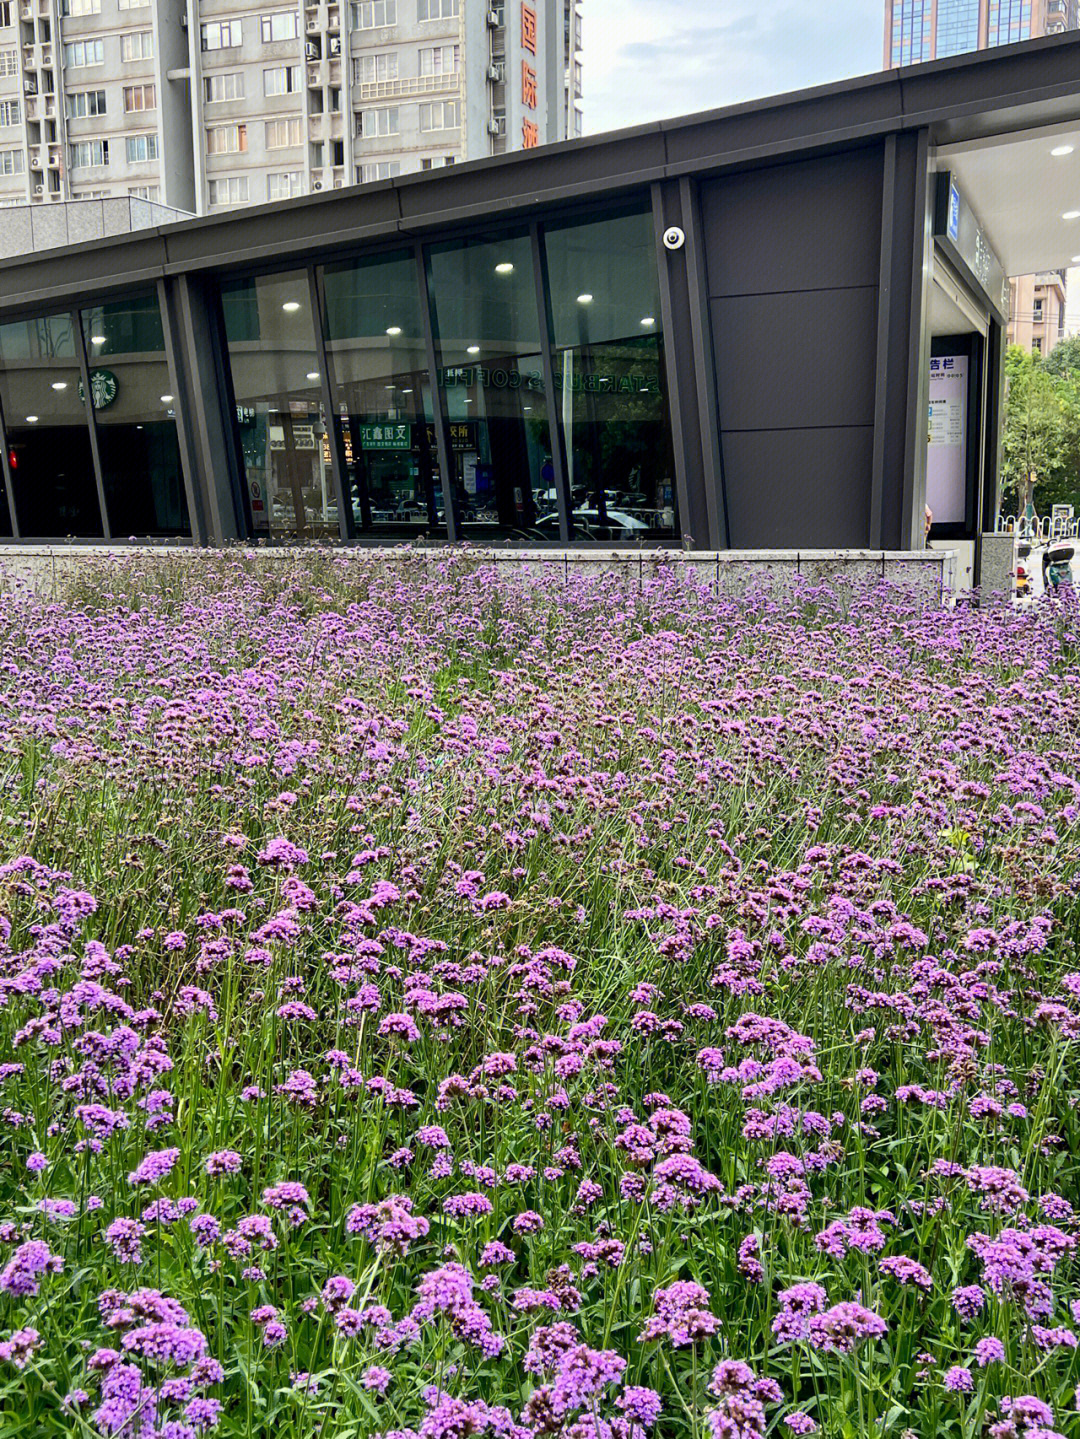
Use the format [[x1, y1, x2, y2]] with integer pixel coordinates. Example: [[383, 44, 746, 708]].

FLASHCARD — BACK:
[[935, 122, 1080, 275]]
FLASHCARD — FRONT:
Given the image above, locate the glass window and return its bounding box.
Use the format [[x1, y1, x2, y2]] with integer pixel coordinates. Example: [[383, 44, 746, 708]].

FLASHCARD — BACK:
[[0, 50, 18, 77], [0, 99, 17, 126], [124, 133, 158, 162], [118, 0, 151, 9], [64, 39, 105, 66], [64, 0, 101, 15], [351, 0, 397, 25], [0, 3, 11, 24], [80, 293, 189, 537], [267, 170, 303, 199], [261, 11, 298, 41], [360, 107, 398, 136], [123, 83, 156, 111], [419, 43, 458, 73], [201, 20, 242, 49], [263, 65, 300, 95], [69, 89, 107, 118], [221, 272, 339, 541], [418, 0, 458, 17], [321, 248, 444, 538], [0, 147, 23, 175], [0, 314, 96, 537], [69, 139, 109, 167], [427, 230, 552, 540], [359, 160, 400, 181], [208, 175, 249, 205], [265, 116, 303, 147], [205, 72, 244, 102], [128, 184, 161, 199], [120, 31, 154, 61], [419, 99, 458, 130], [543, 206, 677, 544], [354, 51, 398, 83], [206, 124, 247, 153]]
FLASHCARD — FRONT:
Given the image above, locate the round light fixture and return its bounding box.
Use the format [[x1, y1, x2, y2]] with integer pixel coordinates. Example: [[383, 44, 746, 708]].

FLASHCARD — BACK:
[[90, 335, 106, 345], [386, 326, 402, 336], [51, 381, 67, 391], [160, 393, 174, 403], [577, 293, 593, 304], [1052, 145, 1075, 157], [1064, 211, 1080, 220], [282, 301, 301, 313], [640, 316, 656, 326], [495, 262, 515, 274], [26, 415, 38, 423], [466, 345, 481, 355], [305, 372, 319, 381], [401, 387, 413, 394], [1073, 255, 1080, 263]]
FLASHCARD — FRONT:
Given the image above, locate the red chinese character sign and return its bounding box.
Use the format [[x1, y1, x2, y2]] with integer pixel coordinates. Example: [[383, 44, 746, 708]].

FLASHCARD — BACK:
[[521, 61, 537, 109], [522, 121, 539, 148], [521, 2, 537, 53]]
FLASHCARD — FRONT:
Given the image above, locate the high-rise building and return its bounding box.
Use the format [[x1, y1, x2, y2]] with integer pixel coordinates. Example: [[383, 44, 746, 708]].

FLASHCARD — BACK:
[[1008, 271, 1068, 354], [0, 0, 581, 213], [885, 0, 1077, 68]]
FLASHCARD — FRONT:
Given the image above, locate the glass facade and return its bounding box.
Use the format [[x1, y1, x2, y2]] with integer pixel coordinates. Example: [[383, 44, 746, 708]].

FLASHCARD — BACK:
[[322, 249, 444, 538], [987, 0, 1031, 44], [935, 0, 980, 56], [221, 271, 339, 541], [0, 313, 99, 537], [890, 0, 932, 65], [80, 293, 188, 537]]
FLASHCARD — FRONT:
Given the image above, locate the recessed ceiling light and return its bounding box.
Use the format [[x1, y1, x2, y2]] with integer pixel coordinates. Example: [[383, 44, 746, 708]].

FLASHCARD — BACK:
[[1052, 145, 1075, 157], [282, 301, 301, 312], [466, 345, 481, 355], [577, 293, 593, 304], [640, 316, 656, 326], [1073, 255, 1080, 263], [401, 387, 413, 393], [25, 415, 38, 423], [523, 405, 532, 411], [90, 335, 106, 345], [1064, 211, 1080, 220], [160, 393, 174, 403], [306, 372, 319, 381], [51, 381, 67, 391], [463, 397, 473, 403], [495, 262, 515, 274], [385, 384, 396, 390], [386, 326, 402, 336]]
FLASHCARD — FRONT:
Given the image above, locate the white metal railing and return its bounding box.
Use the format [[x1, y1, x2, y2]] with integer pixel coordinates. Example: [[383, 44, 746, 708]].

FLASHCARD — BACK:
[[356, 72, 458, 100], [996, 512, 1079, 542]]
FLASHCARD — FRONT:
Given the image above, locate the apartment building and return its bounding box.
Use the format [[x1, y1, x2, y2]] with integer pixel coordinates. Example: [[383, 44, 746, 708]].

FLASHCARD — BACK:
[[885, 0, 1078, 67], [1008, 271, 1068, 354], [0, 0, 581, 213]]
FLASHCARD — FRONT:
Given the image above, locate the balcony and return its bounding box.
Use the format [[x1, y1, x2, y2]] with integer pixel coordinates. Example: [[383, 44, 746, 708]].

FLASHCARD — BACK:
[[357, 72, 458, 100]]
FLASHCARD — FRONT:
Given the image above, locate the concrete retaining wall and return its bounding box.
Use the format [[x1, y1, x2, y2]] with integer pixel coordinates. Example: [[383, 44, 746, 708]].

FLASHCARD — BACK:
[[0, 545, 956, 603]]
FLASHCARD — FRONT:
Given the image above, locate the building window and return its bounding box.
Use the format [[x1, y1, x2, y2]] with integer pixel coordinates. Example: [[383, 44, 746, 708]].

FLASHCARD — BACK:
[[420, 154, 454, 168], [63, 0, 101, 15], [64, 39, 105, 66], [359, 106, 399, 136], [123, 83, 156, 112], [117, 0, 152, 9], [542, 205, 676, 543], [208, 175, 250, 205], [1033, 337, 1042, 353], [201, 20, 242, 50], [359, 160, 400, 181], [1033, 298, 1044, 321], [220, 270, 338, 541], [354, 51, 398, 82], [350, 0, 397, 27], [265, 116, 303, 147], [0, 49, 16, 76], [128, 184, 161, 198], [0, 146, 23, 174], [260, 11, 298, 41], [0, 314, 94, 537], [79, 293, 190, 537], [206, 123, 247, 153], [0, 99, 19, 126], [320, 247, 443, 537], [419, 43, 458, 74], [418, 0, 458, 17], [69, 89, 107, 118], [267, 170, 302, 199], [419, 99, 458, 130], [0, 3, 11, 25], [125, 133, 158, 163], [69, 139, 109, 167], [263, 65, 301, 95], [204, 72, 244, 102], [120, 31, 154, 62]]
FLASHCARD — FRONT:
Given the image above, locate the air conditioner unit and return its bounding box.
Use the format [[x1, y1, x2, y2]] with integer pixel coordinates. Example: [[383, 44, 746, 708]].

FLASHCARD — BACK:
[[486, 9, 500, 24], [33, 183, 43, 194], [30, 155, 41, 167], [328, 35, 340, 54], [179, 11, 187, 24], [305, 40, 319, 58], [487, 63, 502, 80], [312, 179, 323, 189], [486, 118, 501, 134], [47, 154, 58, 166]]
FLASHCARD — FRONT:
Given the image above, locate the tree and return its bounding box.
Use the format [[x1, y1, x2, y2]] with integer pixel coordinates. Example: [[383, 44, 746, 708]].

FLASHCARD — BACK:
[[1039, 332, 1080, 380], [1000, 345, 1067, 515]]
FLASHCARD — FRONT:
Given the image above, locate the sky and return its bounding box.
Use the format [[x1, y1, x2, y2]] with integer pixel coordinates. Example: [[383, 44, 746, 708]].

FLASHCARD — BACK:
[[580, 0, 886, 136]]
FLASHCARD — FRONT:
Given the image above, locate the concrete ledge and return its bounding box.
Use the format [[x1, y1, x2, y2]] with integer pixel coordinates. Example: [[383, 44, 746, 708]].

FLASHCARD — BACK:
[[0, 544, 956, 604]]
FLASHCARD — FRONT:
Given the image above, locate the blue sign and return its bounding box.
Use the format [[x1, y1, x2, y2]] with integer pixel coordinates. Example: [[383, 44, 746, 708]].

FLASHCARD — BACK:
[[947, 180, 960, 243]]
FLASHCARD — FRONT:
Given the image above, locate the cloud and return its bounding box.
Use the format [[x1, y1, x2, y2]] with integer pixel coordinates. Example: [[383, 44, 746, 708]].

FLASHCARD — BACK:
[[580, 0, 884, 135]]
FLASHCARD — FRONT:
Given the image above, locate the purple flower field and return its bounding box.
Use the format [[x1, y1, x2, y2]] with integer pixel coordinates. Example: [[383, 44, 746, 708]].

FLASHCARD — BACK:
[[1, 552, 1080, 1439]]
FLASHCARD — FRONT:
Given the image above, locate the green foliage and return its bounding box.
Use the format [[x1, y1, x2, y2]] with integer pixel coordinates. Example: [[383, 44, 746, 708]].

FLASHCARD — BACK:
[[1001, 345, 1080, 515]]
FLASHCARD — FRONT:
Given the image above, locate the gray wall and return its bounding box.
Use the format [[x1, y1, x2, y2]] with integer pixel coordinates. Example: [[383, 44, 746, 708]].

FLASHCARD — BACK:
[[700, 146, 884, 549]]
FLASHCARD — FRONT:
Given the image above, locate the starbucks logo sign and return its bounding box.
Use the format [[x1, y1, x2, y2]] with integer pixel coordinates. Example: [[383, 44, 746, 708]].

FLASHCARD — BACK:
[[78, 369, 119, 410]]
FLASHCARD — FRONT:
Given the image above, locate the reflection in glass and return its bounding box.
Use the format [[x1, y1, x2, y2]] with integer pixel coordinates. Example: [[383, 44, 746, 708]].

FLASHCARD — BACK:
[[427, 231, 554, 541], [81, 292, 189, 537], [321, 249, 444, 539], [221, 272, 339, 541], [0, 314, 97, 537], [545, 207, 677, 544]]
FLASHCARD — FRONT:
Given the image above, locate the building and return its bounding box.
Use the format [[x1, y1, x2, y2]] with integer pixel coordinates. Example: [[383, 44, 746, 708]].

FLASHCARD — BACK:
[[1008, 271, 1068, 354], [0, 0, 581, 214], [885, 0, 1077, 66], [0, 33, 1079, 578]]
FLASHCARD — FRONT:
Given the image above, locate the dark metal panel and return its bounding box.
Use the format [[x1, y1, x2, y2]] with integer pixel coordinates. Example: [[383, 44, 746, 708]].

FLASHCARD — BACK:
[[680, 175, 727, 548], [0, 369, 18, 540], [900, 127, 933, 549], [414, 242, 458, 542], [308, 265, 354, 541], [869, 136, 897, 547], [72, 306, 112, 542], [156, 276, 206, 546], [650, 180, 697, 548], [721, 427, 874, 548], [530, 223, 571, 544], [711, 289, 879, 432]]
